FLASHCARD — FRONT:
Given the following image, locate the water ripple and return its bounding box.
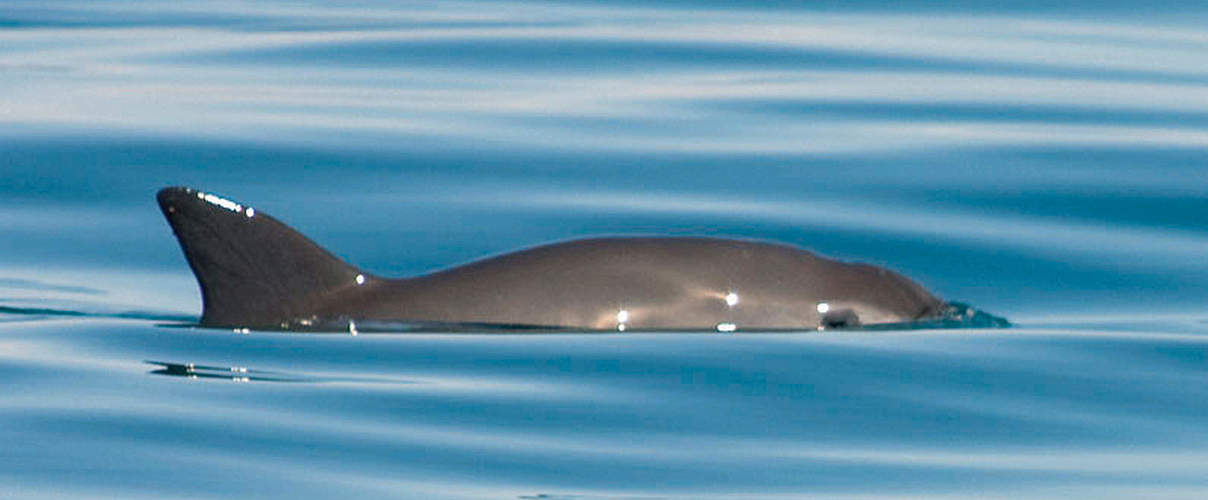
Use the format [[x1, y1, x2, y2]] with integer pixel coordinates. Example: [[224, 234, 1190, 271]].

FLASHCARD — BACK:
[[3, 1, 1208, 498]]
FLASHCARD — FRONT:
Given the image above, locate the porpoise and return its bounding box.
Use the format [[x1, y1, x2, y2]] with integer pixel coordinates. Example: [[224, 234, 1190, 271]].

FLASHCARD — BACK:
[[157, 186, 1007, 332]]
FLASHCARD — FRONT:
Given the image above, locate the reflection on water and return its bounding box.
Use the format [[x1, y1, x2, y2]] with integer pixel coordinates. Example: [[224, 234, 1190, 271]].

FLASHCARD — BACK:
[[146, 360, 309, 383], [0, 304, 193, 322], [2, 0, 1208, 498], [3, 319, 1208, 499]]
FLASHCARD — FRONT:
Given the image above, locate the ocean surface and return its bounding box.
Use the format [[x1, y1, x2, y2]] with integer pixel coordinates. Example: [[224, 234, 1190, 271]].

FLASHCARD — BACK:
[[3, 1, 1208, 498]]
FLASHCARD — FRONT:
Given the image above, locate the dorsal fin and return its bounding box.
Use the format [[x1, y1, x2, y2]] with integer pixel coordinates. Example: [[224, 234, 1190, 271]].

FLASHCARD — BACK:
[[157, 187, 365, 328]]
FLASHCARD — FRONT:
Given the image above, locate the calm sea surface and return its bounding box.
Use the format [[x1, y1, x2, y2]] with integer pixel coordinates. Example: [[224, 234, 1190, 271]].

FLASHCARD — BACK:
[[3, 1, 1208, 498]]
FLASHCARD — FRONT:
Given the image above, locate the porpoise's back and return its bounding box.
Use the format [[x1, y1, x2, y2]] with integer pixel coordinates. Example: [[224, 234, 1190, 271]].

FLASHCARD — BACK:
[[336, 237, 944, 330], [159, 186, 949, 331]]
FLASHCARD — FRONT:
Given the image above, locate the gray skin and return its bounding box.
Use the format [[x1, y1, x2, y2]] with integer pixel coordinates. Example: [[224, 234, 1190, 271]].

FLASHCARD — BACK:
[[157, 186, 944, 332]]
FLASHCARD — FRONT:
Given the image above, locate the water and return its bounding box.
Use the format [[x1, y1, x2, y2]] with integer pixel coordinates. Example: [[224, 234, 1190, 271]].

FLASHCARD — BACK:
[[2, 1, 1207, 498]]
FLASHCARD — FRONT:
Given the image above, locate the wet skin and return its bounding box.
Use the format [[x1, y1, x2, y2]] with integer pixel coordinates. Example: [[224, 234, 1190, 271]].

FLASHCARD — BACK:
[[158, 186, 948, 332]]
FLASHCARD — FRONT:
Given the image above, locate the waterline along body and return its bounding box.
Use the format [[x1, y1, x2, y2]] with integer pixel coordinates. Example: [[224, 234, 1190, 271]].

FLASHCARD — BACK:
[[158, 187, 1006, 332]]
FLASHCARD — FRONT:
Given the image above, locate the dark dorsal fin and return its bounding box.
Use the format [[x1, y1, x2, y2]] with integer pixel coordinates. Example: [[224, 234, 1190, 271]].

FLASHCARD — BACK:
[[157, 187, 365, 328]]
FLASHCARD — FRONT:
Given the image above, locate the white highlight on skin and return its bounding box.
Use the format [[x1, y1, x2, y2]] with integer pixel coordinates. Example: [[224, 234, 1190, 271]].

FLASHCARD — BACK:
[[725, 292, 739, 307], [198, 192, 245, 214], [206, 194, 238, 212], [716, 322, 737, 333]]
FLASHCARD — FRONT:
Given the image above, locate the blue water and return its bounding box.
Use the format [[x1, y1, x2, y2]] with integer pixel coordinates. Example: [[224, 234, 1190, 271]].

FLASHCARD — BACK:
[[3, 1, 1208, 497]]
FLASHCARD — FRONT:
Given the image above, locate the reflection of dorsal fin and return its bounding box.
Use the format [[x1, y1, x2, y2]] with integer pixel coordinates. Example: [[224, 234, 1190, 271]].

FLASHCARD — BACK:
[[157, 187, 365, 328]]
